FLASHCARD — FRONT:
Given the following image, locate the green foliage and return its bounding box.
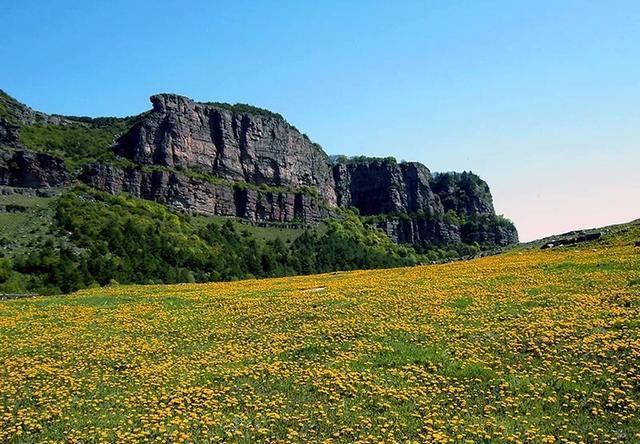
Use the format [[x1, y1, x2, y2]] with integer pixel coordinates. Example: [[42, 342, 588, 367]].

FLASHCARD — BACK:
[[205, 102, 285, 120], [414, 242, 481, 262], [443, 209, 461, 225], [0, 89, 24, 124], [0, 256, 28, 294], [332, 155, 398, 165], [3, 189, 421, 294], [286, 214, 417, 274], [0, 258, 12, 283], [19, 118, 133, 170]]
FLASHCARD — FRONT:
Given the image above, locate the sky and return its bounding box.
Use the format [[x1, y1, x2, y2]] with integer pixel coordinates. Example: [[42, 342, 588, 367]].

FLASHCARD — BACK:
[[1, 0, 638, 241]]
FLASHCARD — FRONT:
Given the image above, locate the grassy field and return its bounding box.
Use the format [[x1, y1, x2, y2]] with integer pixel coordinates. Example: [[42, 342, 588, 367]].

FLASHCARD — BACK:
[[0, 223, 639, 443], [0, 192, 57, 258]]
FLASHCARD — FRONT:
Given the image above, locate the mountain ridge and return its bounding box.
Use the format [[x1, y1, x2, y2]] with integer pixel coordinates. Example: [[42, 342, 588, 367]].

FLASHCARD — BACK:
[[0, 90, 517, 249]]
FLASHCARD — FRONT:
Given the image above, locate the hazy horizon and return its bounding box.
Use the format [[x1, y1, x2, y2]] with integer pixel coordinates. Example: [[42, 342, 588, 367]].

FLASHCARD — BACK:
[[2, 0, 638, 241]]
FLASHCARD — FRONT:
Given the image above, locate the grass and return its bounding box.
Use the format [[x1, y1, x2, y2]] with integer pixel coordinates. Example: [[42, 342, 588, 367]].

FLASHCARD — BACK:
[[0, 222, 639, 442], [0, 193, 58, 258]]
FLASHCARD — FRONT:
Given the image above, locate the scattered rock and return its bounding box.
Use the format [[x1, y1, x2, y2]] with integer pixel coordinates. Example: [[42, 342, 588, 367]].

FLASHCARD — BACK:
[[0, 293, 38, 301], [541, 231, 602, 249]]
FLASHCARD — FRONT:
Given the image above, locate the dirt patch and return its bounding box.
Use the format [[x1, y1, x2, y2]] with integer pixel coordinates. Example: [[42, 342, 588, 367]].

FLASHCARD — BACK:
[[300, 286, 327, 293]]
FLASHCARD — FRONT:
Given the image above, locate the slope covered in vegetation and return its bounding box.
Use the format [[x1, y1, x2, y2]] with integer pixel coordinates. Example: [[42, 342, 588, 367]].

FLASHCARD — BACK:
[[0, 220, 638, 442], [18, 117, 134, 170], [0, 188, 420, 295]]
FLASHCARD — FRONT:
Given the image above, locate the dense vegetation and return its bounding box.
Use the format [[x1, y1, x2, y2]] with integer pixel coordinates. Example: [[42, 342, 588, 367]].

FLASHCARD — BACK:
[[0, 188, 420, 295], [19, 117, 137, 170]]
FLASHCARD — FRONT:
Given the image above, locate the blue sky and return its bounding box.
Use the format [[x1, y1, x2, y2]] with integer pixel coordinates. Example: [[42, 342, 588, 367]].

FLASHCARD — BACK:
[[2, 0, 639, 240]]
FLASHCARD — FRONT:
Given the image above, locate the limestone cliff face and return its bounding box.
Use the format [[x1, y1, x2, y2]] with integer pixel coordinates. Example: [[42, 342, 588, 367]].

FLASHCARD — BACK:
[[80, 163, 328, 224], [0, 150, 67, 188], [0, 119, 20, 147], [93, 94, 517, 245], [330, 159, 517, 246], [332, 159, 440, 216], [114, 94, 337, 205], [376, 217, 518, 247]]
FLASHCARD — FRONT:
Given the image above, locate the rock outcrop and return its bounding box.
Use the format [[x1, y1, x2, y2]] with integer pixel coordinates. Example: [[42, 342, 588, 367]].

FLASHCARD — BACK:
[[114, 94, 337, 205], [329, 158, 516, 246], [374, 214, 517, 247], [431, 171, 495, 215], [0, 119, 20, 148], [0, 90, 71, 189], [332, 159, 440, 216], [80, 163, 329, 224], [1, 90, 74, 148], [540, 231, 602, 250], [0, 150, 68, 188], [377, 218, 463, 245], [90, 94, 517, 245]]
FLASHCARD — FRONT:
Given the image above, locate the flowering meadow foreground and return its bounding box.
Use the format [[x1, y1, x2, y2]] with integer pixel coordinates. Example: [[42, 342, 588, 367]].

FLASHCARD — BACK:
[[1, 224, 639, 443]]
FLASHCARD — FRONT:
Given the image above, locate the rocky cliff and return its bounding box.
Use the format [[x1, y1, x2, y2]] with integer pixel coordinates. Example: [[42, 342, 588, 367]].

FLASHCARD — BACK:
[[0, 90, 70, 188], [330, 158, 516, 246], [332, 159, 441, 216], [80, 163, 329, 224], [0, 90, 518, 247], [0, 150, 68, 188], [114, 94, 337, 205], [376, 215, 518, 247]]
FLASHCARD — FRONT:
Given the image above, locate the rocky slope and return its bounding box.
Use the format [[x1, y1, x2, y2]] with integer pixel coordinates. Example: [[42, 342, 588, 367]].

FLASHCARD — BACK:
[[0, 90, 518, 247]]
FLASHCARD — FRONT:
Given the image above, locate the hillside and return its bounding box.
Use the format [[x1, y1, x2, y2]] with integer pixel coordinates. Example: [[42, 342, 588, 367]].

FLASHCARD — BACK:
[[0, 89, 518, 293], [0, 220, 638, 442], [0, 187, 424, 294]]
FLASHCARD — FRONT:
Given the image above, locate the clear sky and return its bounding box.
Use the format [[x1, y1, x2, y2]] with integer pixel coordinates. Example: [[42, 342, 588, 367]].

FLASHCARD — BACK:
[[1, 0, 638, 241]]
